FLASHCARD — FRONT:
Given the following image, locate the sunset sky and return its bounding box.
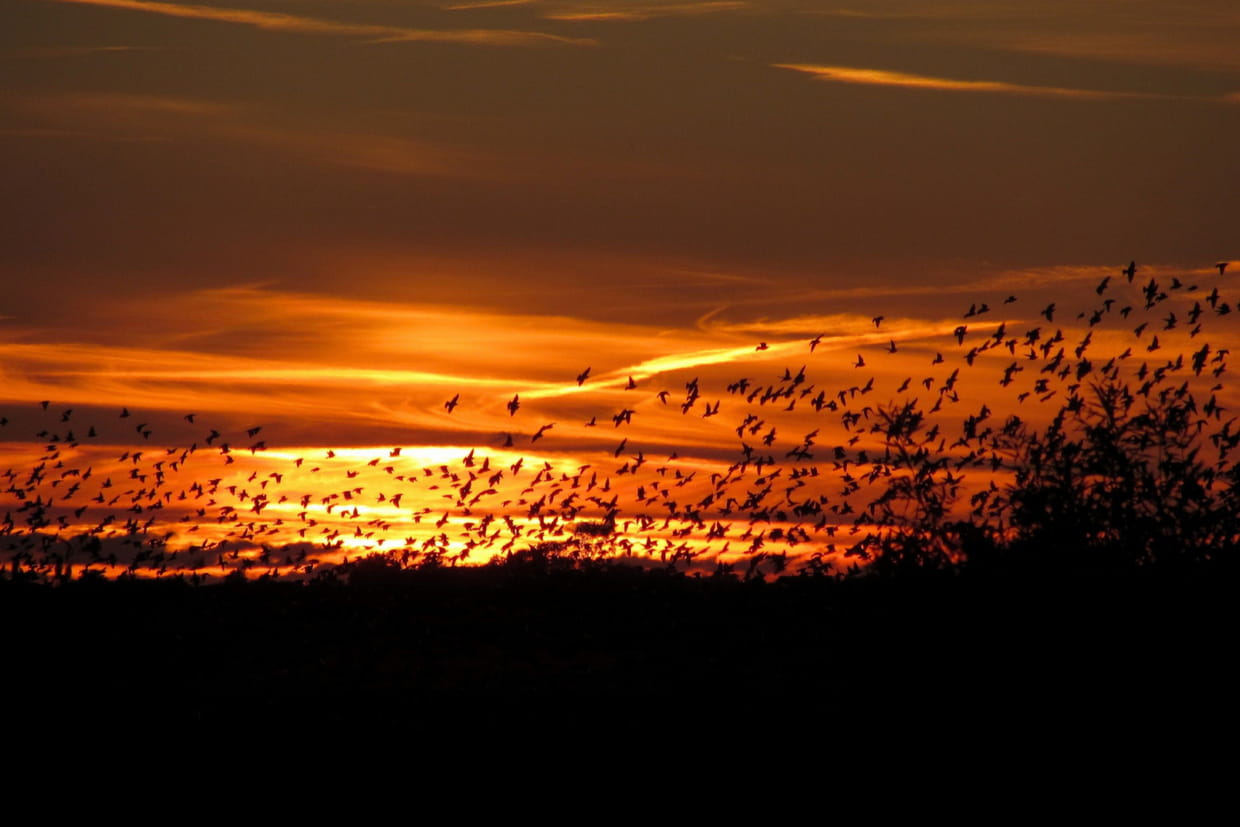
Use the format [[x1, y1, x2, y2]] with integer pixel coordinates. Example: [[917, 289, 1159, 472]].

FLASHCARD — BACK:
[[2, 1, 1237, 572]]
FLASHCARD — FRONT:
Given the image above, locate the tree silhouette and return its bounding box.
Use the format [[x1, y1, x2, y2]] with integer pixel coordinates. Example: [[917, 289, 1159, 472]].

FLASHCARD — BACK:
[[851, 399, 967, 574], [995, 378, 1238, 569]]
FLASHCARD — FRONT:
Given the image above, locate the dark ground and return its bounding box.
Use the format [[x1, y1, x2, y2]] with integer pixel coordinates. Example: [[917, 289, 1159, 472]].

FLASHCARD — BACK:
[[4, 561, 1235, 730]]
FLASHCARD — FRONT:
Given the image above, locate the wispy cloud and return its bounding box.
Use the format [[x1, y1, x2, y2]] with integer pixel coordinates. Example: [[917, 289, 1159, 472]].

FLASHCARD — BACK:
[[801, 2, 1240, 73], [0, 127, 167, 141], [13, 91, 495, 177], [10, 44, 173, 58], [542, 1, 745, 22], [224, 124, 489, 177], [975, 29, 1240, 74], [773, 63, 1163, 101], [1, 285, 941, 429], [46, 0, 594, 47], [800, 4, 1043, 22], [49, 91, 234, 117], [445, 0, 534, 9]]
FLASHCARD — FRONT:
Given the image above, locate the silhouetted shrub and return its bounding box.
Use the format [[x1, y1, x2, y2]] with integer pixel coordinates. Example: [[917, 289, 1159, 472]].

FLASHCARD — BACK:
[[344, 552, 409, 586]]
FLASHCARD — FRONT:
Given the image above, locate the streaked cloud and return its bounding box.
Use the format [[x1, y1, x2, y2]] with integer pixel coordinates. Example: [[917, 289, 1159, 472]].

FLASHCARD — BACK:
[[225, 124, 491, 177], [12, 91, 495, 177], [965, 26, 1240, 73], [47, 91, 235, 117], [0, 284, 962, 429], [10, 45, 173, 58], [773, 63, 1163, 101], [0, 127, 168, 141], [445, 0, 534, 9], [542, 1, 746, 22], [800, 2, 1240, 72], [46, 0, 594, 47]]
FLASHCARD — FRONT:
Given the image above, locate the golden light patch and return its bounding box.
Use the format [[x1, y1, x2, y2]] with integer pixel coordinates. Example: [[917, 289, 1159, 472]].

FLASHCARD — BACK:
[[773, 63, 1159, 101]]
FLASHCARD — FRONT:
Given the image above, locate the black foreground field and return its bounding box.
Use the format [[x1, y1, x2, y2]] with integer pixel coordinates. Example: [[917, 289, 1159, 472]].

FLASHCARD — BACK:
[[6, 559, 1235, 721]]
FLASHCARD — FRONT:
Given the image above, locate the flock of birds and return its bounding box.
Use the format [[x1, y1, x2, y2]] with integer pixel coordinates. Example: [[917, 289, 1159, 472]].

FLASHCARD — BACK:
[[1, 260, 1236, 581]]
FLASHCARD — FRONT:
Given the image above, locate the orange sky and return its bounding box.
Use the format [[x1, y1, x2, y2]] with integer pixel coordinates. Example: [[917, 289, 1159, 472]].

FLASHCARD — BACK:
[[1, 1, 1237, 575]]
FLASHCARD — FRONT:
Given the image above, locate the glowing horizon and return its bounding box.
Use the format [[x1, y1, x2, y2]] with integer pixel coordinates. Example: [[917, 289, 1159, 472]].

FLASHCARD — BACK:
[[3, 0, 1237, 576], [4, 260, 1237, 576]]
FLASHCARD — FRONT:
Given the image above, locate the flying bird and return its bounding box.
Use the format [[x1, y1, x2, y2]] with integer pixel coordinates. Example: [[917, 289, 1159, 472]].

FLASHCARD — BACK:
[[576, 367, 591, 386], [444, 394, 460, 413], [507, 394, 520, 416]]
